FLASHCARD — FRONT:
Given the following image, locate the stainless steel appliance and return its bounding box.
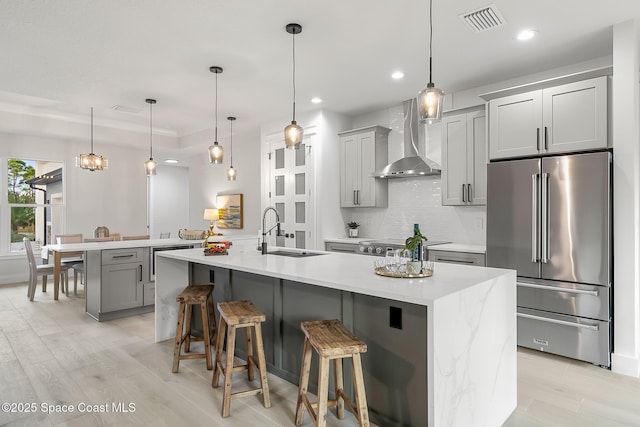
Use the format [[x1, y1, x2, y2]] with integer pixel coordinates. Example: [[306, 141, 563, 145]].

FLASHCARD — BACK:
[[359, 238, 449, 256], [486, 151, 612, 367]]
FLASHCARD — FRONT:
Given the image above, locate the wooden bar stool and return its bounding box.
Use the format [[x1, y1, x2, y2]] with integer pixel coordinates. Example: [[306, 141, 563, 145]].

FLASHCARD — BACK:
[[172, 285, 217, 373], [212, 300, 270, 418], [295, 319, 369, 427]]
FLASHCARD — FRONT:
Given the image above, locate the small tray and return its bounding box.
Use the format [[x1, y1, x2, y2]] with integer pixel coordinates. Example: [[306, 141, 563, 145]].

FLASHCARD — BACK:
[[374, 266, 433, 278]]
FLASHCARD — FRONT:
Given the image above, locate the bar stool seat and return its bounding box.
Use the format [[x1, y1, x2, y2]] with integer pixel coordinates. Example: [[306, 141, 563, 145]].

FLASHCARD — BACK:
[[212, 300, 270, 417], [295, 319, 369, 427], [172, 285, 216, 373]]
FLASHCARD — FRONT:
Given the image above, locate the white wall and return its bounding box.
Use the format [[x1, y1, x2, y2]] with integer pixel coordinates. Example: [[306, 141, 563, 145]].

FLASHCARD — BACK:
[[187, 127, 262, 238]]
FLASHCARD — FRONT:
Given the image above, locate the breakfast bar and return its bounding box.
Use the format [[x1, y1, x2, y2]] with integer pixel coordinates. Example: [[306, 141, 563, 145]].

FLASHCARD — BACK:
[[155, 247, 517, 427]]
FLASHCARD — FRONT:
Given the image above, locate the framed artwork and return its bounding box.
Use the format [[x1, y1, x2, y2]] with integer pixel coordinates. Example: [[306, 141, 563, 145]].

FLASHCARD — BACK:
[[216, 193, 243, 229]]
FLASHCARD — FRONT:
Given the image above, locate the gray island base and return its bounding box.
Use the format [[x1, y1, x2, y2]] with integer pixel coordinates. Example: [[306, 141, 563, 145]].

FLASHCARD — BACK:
[[155, 248, 516, 427]]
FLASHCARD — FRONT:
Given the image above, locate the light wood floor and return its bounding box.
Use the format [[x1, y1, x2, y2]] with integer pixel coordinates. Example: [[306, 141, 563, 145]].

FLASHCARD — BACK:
[[1, 282, 640, 426]]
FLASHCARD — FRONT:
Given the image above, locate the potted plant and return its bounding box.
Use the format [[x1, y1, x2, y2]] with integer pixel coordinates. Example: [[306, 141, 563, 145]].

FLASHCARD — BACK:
[[346, 221, 360, 238]]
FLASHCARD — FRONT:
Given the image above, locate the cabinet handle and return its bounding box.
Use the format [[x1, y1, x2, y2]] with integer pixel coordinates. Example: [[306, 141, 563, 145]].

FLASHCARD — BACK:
[[462, 184, 466, 203], [467, 183, 473, 203], [536, 128, 540, 151], [139, 265, 143, 282], [357, 190, 360, 205], [353, 190, 357, 205], [437, 257, 475, 264], [112, 254, 134, 259], [544, 126, 548, 150]]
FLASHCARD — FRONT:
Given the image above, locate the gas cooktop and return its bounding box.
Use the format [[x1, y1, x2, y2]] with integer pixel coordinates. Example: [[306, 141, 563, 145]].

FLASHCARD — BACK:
[[358, 238, 449, 256]]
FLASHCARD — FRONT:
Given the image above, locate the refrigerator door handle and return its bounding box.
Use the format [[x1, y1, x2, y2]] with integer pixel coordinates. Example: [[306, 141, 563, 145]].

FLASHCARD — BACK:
[[517, 281, 599, 297], [541, 172, 549, 263], [517, 312, 599, 331], [531, 173, 538, 262]]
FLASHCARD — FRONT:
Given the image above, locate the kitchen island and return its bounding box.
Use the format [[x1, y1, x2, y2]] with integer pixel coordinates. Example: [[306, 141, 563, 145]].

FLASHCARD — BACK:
[[155, 247, 516, 427]]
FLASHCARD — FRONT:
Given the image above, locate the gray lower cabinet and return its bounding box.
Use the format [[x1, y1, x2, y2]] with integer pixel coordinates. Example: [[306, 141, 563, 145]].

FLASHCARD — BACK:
[[100, 248, 147, 313], [352, 294, 428, 427]]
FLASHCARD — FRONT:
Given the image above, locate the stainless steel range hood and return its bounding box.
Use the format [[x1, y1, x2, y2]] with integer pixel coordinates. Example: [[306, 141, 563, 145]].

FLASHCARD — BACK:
[[372, 98, 441, 178]]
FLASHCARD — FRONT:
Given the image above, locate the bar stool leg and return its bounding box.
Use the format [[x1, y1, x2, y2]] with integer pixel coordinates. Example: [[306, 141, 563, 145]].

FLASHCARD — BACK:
[[253, 322, 271, 408], [200, 299, 213, 370], [172, 302, 186, 373], [317, 356, 330, 427], [212, 317, 227, 388], [334, 358, 345, 419], [352, 354, 370, 426], [295, 337, 313, 425], [184, 304, 193, 352], [245, 326, 254, 381], [222, 324, 237, 418], [206, 293, 217, 341]]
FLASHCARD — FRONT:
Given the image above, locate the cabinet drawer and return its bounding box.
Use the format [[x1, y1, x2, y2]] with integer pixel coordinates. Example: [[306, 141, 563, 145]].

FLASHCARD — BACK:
[[429, 250, 485, 266], [102, 248, 143, 265]]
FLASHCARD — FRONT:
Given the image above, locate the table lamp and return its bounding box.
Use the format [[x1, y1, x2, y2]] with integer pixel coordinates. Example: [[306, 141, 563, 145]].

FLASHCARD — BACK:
[[203, 208, 219, 238]]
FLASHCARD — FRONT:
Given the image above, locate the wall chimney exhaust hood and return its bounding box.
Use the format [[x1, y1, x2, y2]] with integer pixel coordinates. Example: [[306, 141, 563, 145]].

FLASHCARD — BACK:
[[373, 98, 441, 178]]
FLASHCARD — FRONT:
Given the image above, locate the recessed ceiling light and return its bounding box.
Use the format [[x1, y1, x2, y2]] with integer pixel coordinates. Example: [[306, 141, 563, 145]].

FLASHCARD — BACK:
[[164, 159, 179, 164], [311, 97, 322, 104], [517, 29, 537, 41], [391, 71, 405, 80]]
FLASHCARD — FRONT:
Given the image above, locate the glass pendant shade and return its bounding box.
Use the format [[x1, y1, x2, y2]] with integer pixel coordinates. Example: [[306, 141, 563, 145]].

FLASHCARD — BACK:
[[144, 158, 157, 175], [77, 107, 108, 171], [227, 165, 236, 181], [285, 121, 303, 148], [209, 142, 223, 164], [418, 83, 444, 123]]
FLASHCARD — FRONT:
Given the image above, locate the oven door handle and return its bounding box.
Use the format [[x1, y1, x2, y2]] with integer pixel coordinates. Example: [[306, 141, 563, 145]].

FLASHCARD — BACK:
[[517, 313, 599, 331], [517, 281, 599, 297]]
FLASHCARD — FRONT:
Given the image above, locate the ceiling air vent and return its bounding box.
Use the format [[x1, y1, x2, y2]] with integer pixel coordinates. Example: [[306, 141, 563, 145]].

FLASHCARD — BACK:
[[459, 4, 506, 33]]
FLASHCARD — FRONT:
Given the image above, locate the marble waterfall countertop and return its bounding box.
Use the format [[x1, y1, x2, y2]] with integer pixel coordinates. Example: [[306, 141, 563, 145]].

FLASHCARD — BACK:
[[155, 246, 517, 427], [155, 247, 506, 306]]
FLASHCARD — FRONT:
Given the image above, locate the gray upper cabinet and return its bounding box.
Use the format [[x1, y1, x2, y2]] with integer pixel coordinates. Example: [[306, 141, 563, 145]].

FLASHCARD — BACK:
[[339, 126, 389, 208], [441, 110, 486, 206], [489, 76, 608, 160]]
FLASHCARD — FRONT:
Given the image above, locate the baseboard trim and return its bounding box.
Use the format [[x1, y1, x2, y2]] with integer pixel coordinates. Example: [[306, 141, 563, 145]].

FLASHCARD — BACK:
[[611, 352, 640, 377]]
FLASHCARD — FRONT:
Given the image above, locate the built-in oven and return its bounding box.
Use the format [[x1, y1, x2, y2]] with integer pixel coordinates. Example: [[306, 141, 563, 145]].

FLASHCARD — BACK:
[[150, 244, 197, 281]]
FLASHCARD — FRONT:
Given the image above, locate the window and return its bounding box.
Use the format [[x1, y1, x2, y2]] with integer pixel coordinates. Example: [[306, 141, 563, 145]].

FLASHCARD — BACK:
[[6, 159, 63, 252]]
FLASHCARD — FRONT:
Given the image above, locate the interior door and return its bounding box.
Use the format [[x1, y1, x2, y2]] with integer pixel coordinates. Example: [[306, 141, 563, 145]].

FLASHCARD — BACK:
[[541, 152, 611, 285], [486, 158, 541, 278], [269, 136, 315, 249]]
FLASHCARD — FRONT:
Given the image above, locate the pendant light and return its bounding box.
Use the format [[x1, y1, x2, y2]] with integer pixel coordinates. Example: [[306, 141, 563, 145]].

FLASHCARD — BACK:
[[76, 107, 108, 171], [144, 98, 158, 176], [284, 23, 303, 149], [417, 0, 444, 123], [208, 66, 224, 163], [227, 116, 237, 181]]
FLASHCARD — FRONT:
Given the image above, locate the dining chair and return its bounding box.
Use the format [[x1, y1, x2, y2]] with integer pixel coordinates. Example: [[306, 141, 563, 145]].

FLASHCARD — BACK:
[[159, 232, 171, 239], [24, 238, 70, 301], [84, 236, 117, 242], [122, 235, 150, 241], [55, 234, 85, 296], [109, 232, 122, 241]]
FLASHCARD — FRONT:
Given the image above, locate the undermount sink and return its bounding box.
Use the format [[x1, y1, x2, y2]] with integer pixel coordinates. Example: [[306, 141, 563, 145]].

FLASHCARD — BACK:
[[267, 250, 326, 258]]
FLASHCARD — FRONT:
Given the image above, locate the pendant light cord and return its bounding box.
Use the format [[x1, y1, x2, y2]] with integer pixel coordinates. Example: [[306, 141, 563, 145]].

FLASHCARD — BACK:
[[215, 72, 219, 142], [230, 119, 233, 166], [429, 0, 434, 85], [90, 107, 94, 153], [149, 102, 153, 159], [292, 30, 296, 122]]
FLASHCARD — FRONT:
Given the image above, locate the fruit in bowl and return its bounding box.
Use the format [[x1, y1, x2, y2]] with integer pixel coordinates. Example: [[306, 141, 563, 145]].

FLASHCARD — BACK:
[[204, 242, 231, 255]]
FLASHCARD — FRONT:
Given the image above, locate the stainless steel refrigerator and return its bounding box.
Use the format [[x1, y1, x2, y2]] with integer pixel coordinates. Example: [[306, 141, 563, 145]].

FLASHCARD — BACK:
[[486, 151, 612, 367]]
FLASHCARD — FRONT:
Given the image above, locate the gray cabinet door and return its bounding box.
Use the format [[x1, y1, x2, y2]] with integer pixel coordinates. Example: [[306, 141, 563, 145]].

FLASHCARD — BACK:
[[352, 294, 428, 426], [101, 262, 143, 312]]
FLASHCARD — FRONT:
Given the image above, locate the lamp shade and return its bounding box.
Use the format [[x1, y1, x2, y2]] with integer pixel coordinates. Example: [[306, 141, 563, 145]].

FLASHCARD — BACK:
[[418, 84, 444, 123], [203, 208, 219, 220], [285, 121, 303, 148]]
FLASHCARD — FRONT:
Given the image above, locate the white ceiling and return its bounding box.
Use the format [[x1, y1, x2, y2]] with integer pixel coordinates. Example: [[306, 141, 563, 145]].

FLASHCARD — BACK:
[[2, 0, 640, 157]]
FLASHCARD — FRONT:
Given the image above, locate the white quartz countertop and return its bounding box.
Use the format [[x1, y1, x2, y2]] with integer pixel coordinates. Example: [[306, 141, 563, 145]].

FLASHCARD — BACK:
[[429, 243, 486, 254], [156, 247, 512, 306], [43, 238, 203, 252]]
